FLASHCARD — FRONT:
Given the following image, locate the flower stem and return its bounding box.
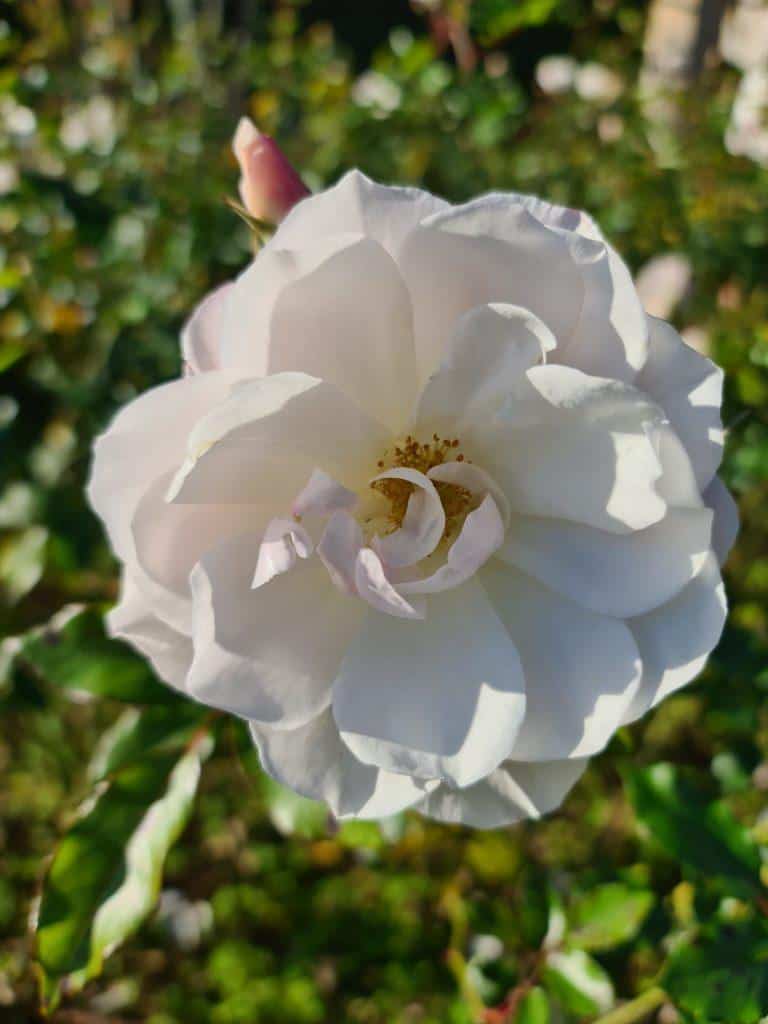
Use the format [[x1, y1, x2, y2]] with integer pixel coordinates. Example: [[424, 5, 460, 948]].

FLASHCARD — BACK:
[[591, 987, 667, 1024]]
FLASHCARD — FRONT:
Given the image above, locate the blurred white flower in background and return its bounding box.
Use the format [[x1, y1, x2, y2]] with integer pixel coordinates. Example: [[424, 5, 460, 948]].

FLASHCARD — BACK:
[[636, 253, 692, 320], [352, 71, 403, 115], [59, 96, 117, 155], [535, 56, 577, 95]]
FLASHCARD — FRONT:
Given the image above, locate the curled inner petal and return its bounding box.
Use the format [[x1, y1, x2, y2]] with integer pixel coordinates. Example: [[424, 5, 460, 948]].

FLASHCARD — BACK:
[[252, 517, 313, 589], [292, 467, 357, 519], [370, 467, 445, 569], [354, 547, 426, 620], [399, 494, 505, 595]]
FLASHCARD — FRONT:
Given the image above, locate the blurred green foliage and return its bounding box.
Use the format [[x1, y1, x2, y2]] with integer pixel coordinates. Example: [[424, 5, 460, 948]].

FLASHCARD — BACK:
[[1, 0, 768, 1021]]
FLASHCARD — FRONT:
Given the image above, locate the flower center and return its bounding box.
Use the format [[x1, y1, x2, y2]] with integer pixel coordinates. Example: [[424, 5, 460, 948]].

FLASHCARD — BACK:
[[371, 434, 473, 538]]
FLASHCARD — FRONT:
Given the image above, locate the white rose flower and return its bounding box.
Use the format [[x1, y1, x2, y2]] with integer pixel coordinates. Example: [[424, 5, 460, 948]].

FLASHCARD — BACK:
[[88, 171, 738, 828]]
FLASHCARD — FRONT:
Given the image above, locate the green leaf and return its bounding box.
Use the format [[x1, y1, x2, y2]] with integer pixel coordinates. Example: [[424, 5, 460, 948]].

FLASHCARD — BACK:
[[471, 0, 562, 45], [36, 731, 213, 1006], [19, 606, 176, 704], [626, 763, 762, 891], [543, 948, 614, 1016], [567, 883, 654, 952], [88, 703, 207, 781], [663, 925, 768, 1023], [261, 776, 328, 839], [516, 986, 550, 1024]]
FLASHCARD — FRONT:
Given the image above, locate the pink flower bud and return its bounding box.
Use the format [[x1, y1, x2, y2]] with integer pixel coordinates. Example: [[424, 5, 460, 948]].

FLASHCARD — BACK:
[[232, 117, 309, 224]]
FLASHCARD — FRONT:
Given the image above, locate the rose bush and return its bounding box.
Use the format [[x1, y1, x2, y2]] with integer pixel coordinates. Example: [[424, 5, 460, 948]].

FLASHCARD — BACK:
[[88, 166, 737, 827]]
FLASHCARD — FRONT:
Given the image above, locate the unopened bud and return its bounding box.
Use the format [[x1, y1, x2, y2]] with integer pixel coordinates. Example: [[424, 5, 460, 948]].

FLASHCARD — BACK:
[[232, 116, 309, 224]]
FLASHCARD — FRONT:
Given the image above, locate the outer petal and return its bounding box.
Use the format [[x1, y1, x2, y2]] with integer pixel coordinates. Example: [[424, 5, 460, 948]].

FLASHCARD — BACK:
[[271, 169, 450, 261], [482, 365, 667, 535], [87, 370, 246, 562], [265, 236, 418, 430], [187, 531, 363, 728], [416, 757, 588, 829], [399, 196, 588, 383], [181, 283, 234, 374], [705, 475, 739, 566], [480, 562, 641, 760], [107, 574, 193, 692], [622, 553, 727, 724], [168, 373, 388, 506], [498, 506, 713, 619], [512, 195, 648, 381], [332, 578, 526, 788], [249, 709, 434, 820], [131, 470, 256, 634], [413, 303, 555, 436], [636, 316, 724, 490]]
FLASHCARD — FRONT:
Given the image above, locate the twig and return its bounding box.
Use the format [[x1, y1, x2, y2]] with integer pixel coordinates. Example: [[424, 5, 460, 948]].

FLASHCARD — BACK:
[[591, 986, 668, 1024]]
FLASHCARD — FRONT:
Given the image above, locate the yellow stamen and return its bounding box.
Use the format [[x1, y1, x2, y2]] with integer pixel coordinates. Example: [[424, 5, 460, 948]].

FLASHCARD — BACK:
[[371, 435, 474, 538]]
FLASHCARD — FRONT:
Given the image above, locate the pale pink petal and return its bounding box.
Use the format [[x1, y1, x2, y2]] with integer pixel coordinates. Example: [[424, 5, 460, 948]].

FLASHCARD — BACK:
[[251, 517, 314, 589], [181, 283, 234, 374], [317, 510, 364, 595], [291, 467, 357, 519], [354, 547, 426, 621]]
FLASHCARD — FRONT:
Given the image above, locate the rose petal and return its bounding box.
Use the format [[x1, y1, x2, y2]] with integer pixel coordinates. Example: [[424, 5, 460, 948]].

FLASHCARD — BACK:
[[265, 236, 418, 431], [413, 302, 555, 437], [622, 553, 727, 724], [333, 578, 526, 788], [87, 370, 246, 562], [250, 709, 435, 820], [131, 470, 255, 634], [167, 372, 387, 506], [427, 460, 511, 529], [107, 574, 193, 693], [705, 475, 739, 566], [399, 197, 587, 384], [370, 467, 445, 570], [187, 530, 363, 728], [498, 506, 713, 619], [481, 561, 641, 760], [636, 315, 724, 490], [272, 168, 450, 262], [251, 517, 314, 589], [291, 468, 357, 519], [516, 196, 648, 382], [181, 283, 234, 374], [354, 547, 426, 620], [482, 365, 667, 535], [399, 495, 504, 595], [415, 757, 588, 828], [317, 510, 364, 595]]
